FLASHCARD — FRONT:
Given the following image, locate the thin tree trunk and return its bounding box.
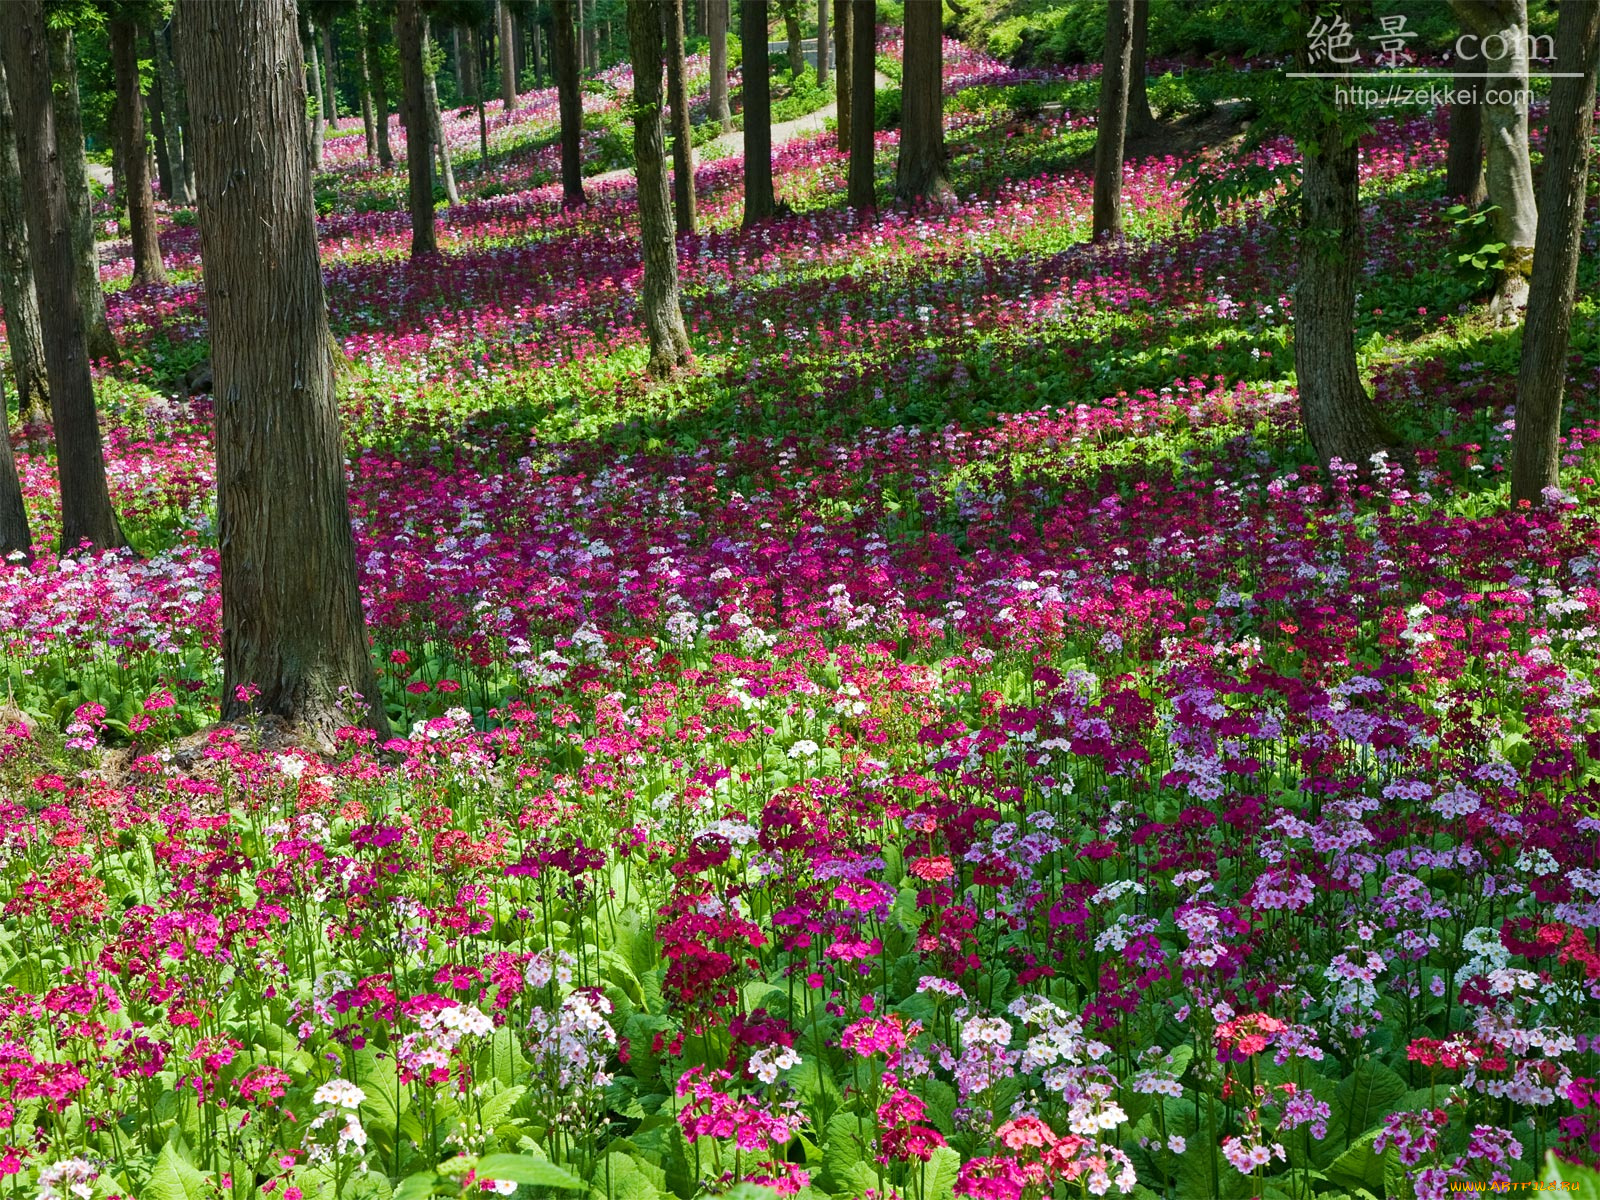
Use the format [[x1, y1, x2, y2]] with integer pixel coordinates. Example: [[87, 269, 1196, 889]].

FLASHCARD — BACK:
[[306, 29, 327, 168], [1449, 0, 1535, 319], [154, 24, 195, 202], [1, 1, 127, 553], [1445, 79, 1486, 203], [111, 17, 168, 287], [396, 1, 437, 257], [626, 0, 692, 377], [359, 18, 377, 158], [817, 0, 829, 88], [742, 0, 775, 226], [847, 0, 875, 211], [708, 0, 732, 131], [499, 0, 519, 110], [781, 0, 804, 77], [1294, 1, 1393, 468], [667, 0, 696, 235], [1091, 0, 1132, 237], [367, 14, 394, 168], [895, 0, 951, 206], [1508, 0, 1600, 504], [834, 0, 850, 151], [322, 23, 340, 127], [552, 0, 586, 206], [460, 21, 479, 100], [145, 33, 175, 200], [1127, 0, 1156, 136], [174, 0, 390, 741], [0, 61, 50, 427], [474, 26, 489, 164], [0, 372, 28, 560], [47, 29, 115, 362], [424, 29, 459, 206], [532, 17, 543, 88]]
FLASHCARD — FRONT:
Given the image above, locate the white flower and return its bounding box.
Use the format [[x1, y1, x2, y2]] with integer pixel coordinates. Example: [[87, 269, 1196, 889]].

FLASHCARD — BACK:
[[314, 1078, 367, 1109], [274, 753, 308, 780], [788, 739, 820, 760]]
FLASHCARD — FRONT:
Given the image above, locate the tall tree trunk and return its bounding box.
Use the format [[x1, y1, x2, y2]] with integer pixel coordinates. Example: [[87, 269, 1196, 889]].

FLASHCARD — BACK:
[[666, 0, 696, 235], [1091, 0, 1132, 238], [742, 0, 775, 226], [1449, 0, 1535, 319], [499, 1, 520, 110], [396, 1, 437, 257], [111, 17, 168, 287], [531, 17, 544, 88], [474, 26, 489, 164], [424, 30, 460, 206], [154, 25, 195, 202], [47, 29, 116, 362], [708, 0, 732, 131], [1445, 79, 1486, 203], [366, 14, 395, 168], [145, 34, 175, 200], [1508, 0, 1600, 505], [0, 372, 28, 560], [359, 19, 377, 158], [552, 0, 587, 206], [834, 0, 850, 151], [781, 0, 804, 77], [895, 0, 950, 206], [817, 0, 829, 88], [847, 0, 875, 211], [1126, 0, 1156, 136], [1, 2, 127, 553], [0, 62, 50, 427], [322, 23, 341, 127], [626, 0, 692, 377], [460, 21, 479, 100], [1294, 1, 1393, 468], [175, 0, 390, 741], [306, 29, 327, 168]]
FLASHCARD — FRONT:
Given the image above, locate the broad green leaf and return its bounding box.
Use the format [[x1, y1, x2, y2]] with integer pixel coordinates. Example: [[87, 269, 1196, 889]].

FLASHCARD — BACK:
[[474, 1155, 586, 1189], [144, 1141, 206, 1200], [1544, 1152, 1600, 1199]]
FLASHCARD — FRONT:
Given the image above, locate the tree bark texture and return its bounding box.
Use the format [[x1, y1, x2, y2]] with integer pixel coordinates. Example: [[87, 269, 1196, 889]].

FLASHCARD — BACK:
[[1, 3, 127, 552], [0, 61, 50, 426], [499, 0, 520, 109], [0, 372, 28, 560], [1127, 0, 1156, 135], [625, 0, 693, 376], [174, 0, 390, 741], [145, 33, 175, 199], [111, 17, 168, 286], [781, 0, 804, 77], [666, 0, 697, 235], [1508, 0, 1600, 504], [322, 23, 341, 126], [306, 29, 326, 168], [895, 0, 951, 206], [423, 31, 459, 206], [1091, 0, 1132, 237], [742, 0, 776, 226], [1445, 78, 1486, 203], [366, 14, 395, 168], [47, 29, 116, 362], [395, 1, 437, 258], [153, 24, 196, 201], [817, 0, 830, 87], [359, 19, 377, 158], [834, 0, 851, 150], [708, 0, 731, 131], [552, 0, 587, 206], [847, 0, 875, 211]]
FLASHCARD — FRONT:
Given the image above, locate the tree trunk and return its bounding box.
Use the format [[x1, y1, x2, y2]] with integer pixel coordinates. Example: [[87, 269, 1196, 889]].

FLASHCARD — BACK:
[[834, 0, 850, 151], [499, 1, 519, 110], [0, 61, 50, 428], [781, 0, 804, 77], [322, 23, 340, 127], [1127, 0, 1156, 136], [708, 0, 732, 131], [174, 0, 390, 742], [626, 0, 693, 377], [895, 0, 950, 206], [111, 17, 168, 287], [532, 18, 544, 89], [742, 0, 775, 226], [424, 29, 459, 206], [474, 26, 489, 164], [817, 0, 830, 87], [1294, 1, 1393, 469], [460, 20, 480, 100], [666, 0, 696, 235], [47, 29, 116, 362], [145, 36, 175, 200], [359, 19, 377, 158], [552, 0, 587, 206], [1508, 0, 1600, 505], [0, 372, 29, 560], [1091, 0, 1132, 238], [1445, 79, 1486, 204], [1449, 0, 1535, 319], [396, 1, 437, 258], [306, 28, 327, 168], [1, 2, 127, 553], [154, 24, 195, 202], [847, 0, 875, 211], [366, 14, 394, 168]]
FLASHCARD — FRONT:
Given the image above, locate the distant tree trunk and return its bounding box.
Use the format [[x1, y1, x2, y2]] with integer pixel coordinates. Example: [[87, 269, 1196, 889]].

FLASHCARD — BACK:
[[1449, 0, 1535, 319], [153, 25, 195, 201], [666, 0, 697, 235], [474, 26, 489, 163], [395, 1, 437, 257], [460, 21, 480, 99], [847, 0, 874, 211], [322, 23, 341, 127], [424, 30, 459, 205], [366, 15, 395, 167], [834, 0, 850, 150], [306, 28, 327, 167], [47, 29, 116, 362], [708, 0, 732, 130], [111, 17, 168, 287], [1294, 1, 1393, 468], [1126, 0, 1156, 135], [1445, 79, 1486, 203], [0, 63, 50, 427], [531, 16, 544, 88], [626, 0, 692, 377], [145, 36, 175, 199], [1508, 0, 1600, 505], [781, 0, 804, 76], [499, 1, 520, 110], [175, 0, 391, 741], [1, 1, 127, 553], [742, 0, 775, 226], [817, 0, 830, 87], [359, 20, 377, 158], [895, 0, 950, 206], [0, 373, 28, 560], [1091, 0, 1132, 238], [552, 0, 587, 206]]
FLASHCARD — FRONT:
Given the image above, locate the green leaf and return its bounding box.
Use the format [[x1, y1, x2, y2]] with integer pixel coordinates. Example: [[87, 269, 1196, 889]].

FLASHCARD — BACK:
[[1324, 1130, 1390, 1194], [1331, 1059, 1408, 1146], [1544, 1152, 1600, 1199], [473, 1156, 586, 1190], [392, 1172, 439, 1200], [144, 1141, 206, 1200]]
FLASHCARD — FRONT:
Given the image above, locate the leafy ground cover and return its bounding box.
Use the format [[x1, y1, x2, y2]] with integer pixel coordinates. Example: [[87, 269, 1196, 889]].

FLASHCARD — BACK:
[[4, 32, 1600, 1200]]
